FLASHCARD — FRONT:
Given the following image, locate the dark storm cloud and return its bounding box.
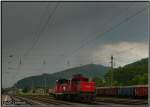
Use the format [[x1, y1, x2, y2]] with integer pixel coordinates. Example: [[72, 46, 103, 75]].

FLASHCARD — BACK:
[[2, 2, 148, 88]]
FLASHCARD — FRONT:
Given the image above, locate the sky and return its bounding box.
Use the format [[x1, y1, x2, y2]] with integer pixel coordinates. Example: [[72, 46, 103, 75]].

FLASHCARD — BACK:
[[2, 2, 149, 88]]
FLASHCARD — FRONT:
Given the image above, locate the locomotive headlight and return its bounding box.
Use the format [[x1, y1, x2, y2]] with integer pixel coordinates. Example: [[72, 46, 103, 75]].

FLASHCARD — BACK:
[[63, 86, 66, 91]]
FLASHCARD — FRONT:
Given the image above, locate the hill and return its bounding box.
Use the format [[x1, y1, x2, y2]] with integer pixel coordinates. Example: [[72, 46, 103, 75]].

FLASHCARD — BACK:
[[104, 58, 148, 86], [15, 64, 109, 89]]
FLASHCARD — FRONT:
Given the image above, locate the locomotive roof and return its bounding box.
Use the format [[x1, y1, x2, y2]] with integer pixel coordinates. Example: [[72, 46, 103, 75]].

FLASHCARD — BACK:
[[57, 78, 68, 83], [72, 75, 88, 81]]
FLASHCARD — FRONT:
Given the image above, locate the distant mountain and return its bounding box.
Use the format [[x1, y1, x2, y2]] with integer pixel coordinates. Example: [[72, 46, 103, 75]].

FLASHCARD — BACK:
[[15, 64, 109, 89]]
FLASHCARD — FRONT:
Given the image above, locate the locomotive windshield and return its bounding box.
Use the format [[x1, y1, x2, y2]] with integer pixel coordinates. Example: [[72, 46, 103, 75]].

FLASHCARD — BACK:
[[56, 79, 68, 84]]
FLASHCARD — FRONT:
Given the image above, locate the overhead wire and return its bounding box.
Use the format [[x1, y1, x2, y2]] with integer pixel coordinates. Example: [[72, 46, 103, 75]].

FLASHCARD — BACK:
[[64, 6, 148, 67], [6, 3, 60, 74], [63, 3, 135, 65], [21, 3, 136, 68], [65, 7, 148, 61], [13, 3, 52, 71], [17, 2, 60, 71], [78, 3, 135, 49], [23, 2, 60, 57], [8, 4, 148, 72], [83, 5, 147, 68], [14, 4, 143, 66]]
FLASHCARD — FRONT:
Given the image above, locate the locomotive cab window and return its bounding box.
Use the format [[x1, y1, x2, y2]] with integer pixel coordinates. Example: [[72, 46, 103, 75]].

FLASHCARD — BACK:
[[56, 79, 68, 84]]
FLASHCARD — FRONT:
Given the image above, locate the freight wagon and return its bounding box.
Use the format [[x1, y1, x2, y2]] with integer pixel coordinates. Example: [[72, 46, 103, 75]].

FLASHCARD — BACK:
[[96, 85, 148, 98], [118, 86, 135, 97], [135, 85, 148, 98], [96, 87, 117, 96]]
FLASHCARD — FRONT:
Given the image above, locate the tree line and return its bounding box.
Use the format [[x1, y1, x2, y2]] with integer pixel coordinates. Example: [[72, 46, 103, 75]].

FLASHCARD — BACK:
[[93, 58, 148, 87]]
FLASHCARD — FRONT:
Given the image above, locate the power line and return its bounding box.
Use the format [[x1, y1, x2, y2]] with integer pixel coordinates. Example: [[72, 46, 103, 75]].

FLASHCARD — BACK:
[[9, 54, 66, 57], [19, 3, 134, 68], [24, 2, 60, 56], [13, 3, 60, 72], [21, 3, 51, 56], [65, 7, 148, 61], [15, 4, 145, 68], [7, 5, 148, 74], [7, 44, 144, 71], [9, 3, 51, 73], [62, 4, 135, 62], [79, 2, 135, 46]]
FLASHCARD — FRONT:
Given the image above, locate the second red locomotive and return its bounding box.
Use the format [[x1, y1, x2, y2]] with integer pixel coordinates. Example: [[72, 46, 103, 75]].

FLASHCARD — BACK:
[[49, 74, 96, 102]]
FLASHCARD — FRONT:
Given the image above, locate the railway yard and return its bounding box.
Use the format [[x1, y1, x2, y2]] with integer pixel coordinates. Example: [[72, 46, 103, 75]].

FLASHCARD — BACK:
[[2, 2, 149, 107], [1, 94, 148, 106]]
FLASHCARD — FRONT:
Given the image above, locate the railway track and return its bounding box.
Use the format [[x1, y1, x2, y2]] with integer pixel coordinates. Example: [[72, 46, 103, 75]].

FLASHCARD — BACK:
[[11, 95, 47, 105], [25, 96, 75, 105], [28, 95, 148, 105], [96, 97, 148, 105], [14, 94, 148, 105], [10, 96, 31, 105], [2, 94, 45, 106], [25, 95, 107, 105], [16, 95, 86, 105]]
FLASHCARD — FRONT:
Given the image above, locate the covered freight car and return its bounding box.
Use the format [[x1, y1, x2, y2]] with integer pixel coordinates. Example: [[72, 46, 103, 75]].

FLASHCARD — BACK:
[[118, 86, 135, 97], [135, 85, 148, 98], [96, 87, 117, 96], [96, 85, 148, 98]]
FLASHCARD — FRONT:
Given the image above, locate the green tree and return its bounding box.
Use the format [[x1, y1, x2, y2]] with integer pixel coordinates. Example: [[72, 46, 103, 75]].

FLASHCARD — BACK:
[[104, 58, 148, 86], [93, 76, 104, 87], [22, 87, 29, 93], [128, 73, 148, 85]]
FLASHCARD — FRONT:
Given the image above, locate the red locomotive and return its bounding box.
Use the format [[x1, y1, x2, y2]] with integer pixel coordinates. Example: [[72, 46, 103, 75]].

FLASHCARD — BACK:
[[48, 74, 96, 102]]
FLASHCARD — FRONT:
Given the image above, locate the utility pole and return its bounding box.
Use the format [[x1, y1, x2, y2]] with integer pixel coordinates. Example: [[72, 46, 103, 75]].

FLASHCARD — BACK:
[[44, 77, 47, 94], [32, 80, 34, 93], [43, 59, 47, 94], [17, 56, 22, 72], [110, 55, 113, 87]]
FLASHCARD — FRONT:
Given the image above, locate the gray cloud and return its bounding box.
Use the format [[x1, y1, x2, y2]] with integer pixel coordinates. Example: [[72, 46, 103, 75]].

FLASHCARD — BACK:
[[2, 2, 148, 88]]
